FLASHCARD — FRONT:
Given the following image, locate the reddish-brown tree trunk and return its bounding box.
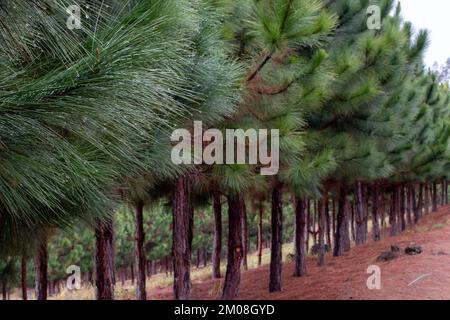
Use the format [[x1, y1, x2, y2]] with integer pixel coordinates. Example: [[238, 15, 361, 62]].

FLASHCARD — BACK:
[[222, 194, 243, 300], [407, 185, 413, 226], [350, 202, 356, 242], [332, 197, 337, 241], [35, 235, 48, 300], [380, 191, 386, 228], [212, 192, 222, 279], [354, 182, 366, 245], [389, 188, 398, 236], [334, 184, 350, 257], [257, 201, 264, 267], [432, 182, 438, 212], [172, 175, 193, 300], [269, 181, 283, 293], [21, 254, 27, 300], [242, 200, 249, 271], [134, 200, 146, 300], [306, 200, 311, 253], [445, 180, 448, 205], [294, 197, 307, 277], [441, 180, 446, 205], [425, 183, 430, 215], [371, 186, 381, 241], [95, 217, 115, 300], [325, 199, 331, 247], [400, 185, 406, 231], [415, 184, 424, 223], [318, 195, 327, 266]]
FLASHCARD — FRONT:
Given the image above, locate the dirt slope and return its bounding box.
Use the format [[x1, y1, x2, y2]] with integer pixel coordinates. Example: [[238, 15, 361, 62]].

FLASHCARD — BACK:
[[151, 206, 450, 300]]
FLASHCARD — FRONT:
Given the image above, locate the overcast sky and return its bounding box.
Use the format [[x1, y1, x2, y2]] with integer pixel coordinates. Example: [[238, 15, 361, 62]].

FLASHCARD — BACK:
[[399, 0, 450, 67]]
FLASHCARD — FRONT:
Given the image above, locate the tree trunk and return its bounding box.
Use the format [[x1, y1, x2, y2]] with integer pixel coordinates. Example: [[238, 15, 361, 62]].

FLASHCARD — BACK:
[[354, 182, 366, 245], [332, 197, 337, 243], [269, 181, 283, 293], [172, 175, 193, 300], [242, 200, 249, 271], [325, 199, 331, 247], [21, 254, 27, 300], [407, 185, 413, 226], [196, 249, 200, 268], [371, 186, 381, 241], [318, 195, 327, 266], [203, 248, 208, 267], [334, 184, 350, 257], [442, 179, 446, 205], [415, 184, 423, 223], [1, 283, 6, 300], [95, 217, 115, 300], [445, 180, 448, 205], [350, 202, 356, 242], [400, 185, 406, 231], [134, 200, 146, 300], [212, 192, 222, 279], [306, 200, 311, 253], [35, 235, 48, 300], [425, 182, 430, 215], [294, 197, 307, 277], [389, 188, 398, 236], [221, 194, 243, 300], [130, 264, 135, 285], [257, 201, 264, 267], [380, 191, 386, 228], [432, 182, 438, 212]]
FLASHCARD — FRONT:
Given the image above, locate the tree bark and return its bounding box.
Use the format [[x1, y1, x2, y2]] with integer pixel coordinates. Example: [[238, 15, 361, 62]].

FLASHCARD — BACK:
[[334, 184, 351, 257], [257, 201, 264, 267], [172, 175, 193, 300], [332, 197, 337, 243], [415, 184, 423, 223], [21, 254, 27, 300], [35, 235, 48, 300], [242, 200, 249, 271], [269, 181, 283, 293], [325, 199, 331, 247], [432, 182, 438, 212], [354, 182, 367, 245], [2, 283, 6, 300], [442, 179, 446, 205], [400, 185, 406, 231], [318, 195, 327, 266], [407, 185, 413, 225], [371, 186, 381, 241], [425, 182, 430, 215], [95, 216, 115, 300], [294, 197, 307, 277], [134, 200, 146, 300], [389, 188, 398, 236], [306, 200, 311, 253], [212, 192, 222, 279], [222, 194, 243, 300]]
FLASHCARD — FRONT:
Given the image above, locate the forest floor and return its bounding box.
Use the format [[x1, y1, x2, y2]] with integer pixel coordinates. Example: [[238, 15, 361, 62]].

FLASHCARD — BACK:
[[150, 205, 450, 300], [36, 205, 450, 300]]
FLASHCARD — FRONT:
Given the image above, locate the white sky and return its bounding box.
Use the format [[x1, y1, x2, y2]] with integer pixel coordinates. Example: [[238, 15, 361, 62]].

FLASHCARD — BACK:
[[399, 0, 450, 67]]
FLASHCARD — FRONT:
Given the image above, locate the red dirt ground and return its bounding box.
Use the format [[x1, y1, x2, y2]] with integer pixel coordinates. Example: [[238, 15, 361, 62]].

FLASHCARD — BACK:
[[150, 205, 450, 300]]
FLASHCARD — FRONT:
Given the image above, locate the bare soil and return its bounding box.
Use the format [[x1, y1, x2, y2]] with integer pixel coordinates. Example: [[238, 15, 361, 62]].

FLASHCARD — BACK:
[[150, 206, 450, 300]]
